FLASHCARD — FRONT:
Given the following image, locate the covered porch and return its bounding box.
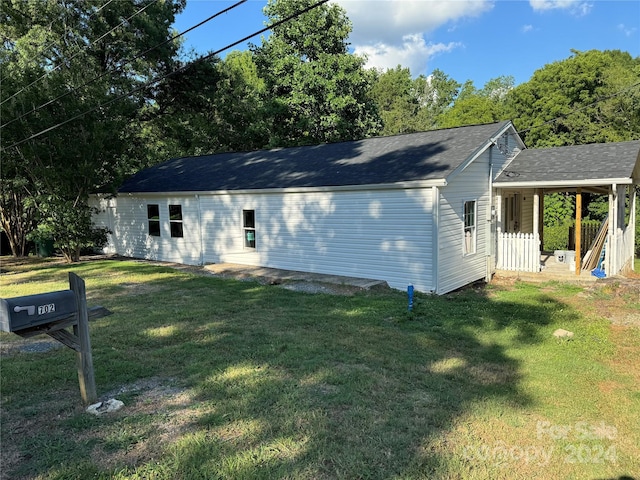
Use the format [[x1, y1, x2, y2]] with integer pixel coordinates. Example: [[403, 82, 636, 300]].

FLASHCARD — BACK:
[[491, 140, 640, 280]]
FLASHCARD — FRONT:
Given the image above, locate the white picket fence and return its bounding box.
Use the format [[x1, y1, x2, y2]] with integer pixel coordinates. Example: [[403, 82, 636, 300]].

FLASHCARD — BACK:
[[497, 232, 541, 272]]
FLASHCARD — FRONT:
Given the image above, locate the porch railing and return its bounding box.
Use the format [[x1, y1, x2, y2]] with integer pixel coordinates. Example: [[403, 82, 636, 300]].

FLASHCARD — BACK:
[[497, 232, 541, 272]]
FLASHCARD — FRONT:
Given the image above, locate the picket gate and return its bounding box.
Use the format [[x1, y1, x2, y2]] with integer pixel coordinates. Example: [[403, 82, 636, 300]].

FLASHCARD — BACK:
[[497, 232, 541, 272]]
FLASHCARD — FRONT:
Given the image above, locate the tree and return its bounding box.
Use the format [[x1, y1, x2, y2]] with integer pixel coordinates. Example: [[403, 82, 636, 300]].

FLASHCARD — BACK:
[[1, 0, 185, 260], [139, 50, 271, 160], [369, 67, 460, 135], [437, 76, 513, 128], [215, 51, 269, 152], [252, 0, 381, 147], [506, 49, 640, 147], [413, 69, 461, 130], [370, 66, 419, 135]]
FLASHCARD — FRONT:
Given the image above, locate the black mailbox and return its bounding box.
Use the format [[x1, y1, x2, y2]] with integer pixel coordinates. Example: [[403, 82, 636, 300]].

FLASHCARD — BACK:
[[0, 290, 78, 333]]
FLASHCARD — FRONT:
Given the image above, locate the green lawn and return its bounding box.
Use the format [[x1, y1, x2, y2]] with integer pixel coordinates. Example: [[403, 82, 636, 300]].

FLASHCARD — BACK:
[[1, 258, 638, 479]]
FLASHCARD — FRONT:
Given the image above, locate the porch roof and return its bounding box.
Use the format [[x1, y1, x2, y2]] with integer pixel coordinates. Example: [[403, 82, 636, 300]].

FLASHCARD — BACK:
[[494, 140, 640, 189]]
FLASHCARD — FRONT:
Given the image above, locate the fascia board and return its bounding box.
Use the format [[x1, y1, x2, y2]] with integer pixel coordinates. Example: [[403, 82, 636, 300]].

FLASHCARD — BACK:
[[119, 179, 448, 197], [493, 178, 634, 189]]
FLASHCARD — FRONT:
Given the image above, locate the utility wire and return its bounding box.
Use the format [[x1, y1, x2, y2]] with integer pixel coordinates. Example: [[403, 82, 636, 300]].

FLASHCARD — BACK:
[[1, 0, 248, 129], [93, 0, 118, 16], [0, 0, 117, 85], [2, 0, 330, 152], [0, 0, 159, 107]]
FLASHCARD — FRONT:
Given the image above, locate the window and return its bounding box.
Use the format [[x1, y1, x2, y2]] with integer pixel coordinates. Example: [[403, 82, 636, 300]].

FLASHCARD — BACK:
[[243, 209, 255, 248], [169, 204, 183, 238], [463, 200, 476, 255], [147, 204, 160, 237]]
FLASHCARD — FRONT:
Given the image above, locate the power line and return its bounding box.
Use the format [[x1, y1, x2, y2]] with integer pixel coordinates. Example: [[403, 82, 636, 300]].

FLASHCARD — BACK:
[[0, 0, 160, 107], [0, 0, 118, 85], [2, 0, 330, 152], [1, 0, 248, 129]]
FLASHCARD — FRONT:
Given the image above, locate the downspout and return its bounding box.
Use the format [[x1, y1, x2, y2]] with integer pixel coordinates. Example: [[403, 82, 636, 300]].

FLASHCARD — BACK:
[[486, 147, 494, 282], [433, 186, 440, 294]]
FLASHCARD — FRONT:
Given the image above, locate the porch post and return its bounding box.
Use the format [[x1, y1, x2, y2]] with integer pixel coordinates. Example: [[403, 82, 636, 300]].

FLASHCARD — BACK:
[[539, 190, 544, 248], [617, 184, 626, 231], [533, 189, 540, 242], [608, 184, 617, 275], [575, 188, 582, 275]]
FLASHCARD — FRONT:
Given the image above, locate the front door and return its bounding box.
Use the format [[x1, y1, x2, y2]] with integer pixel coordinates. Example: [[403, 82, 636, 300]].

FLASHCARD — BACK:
[[503, 193, 521, 233]]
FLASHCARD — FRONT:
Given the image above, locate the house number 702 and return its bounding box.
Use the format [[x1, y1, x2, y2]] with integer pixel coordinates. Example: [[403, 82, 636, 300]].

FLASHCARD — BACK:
[[38, 304, 56, 315]]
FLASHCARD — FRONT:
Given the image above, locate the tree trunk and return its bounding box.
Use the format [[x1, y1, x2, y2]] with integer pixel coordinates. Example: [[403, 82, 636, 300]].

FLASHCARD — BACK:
[[0, 190, 34, 257]]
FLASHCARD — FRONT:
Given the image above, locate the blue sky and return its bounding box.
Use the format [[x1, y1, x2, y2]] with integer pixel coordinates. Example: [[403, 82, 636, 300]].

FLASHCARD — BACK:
[[173, 0, 639, 87]]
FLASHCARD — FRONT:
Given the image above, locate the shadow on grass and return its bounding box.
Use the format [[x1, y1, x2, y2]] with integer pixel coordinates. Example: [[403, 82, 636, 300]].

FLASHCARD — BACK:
[[0, 262, 581, 479]]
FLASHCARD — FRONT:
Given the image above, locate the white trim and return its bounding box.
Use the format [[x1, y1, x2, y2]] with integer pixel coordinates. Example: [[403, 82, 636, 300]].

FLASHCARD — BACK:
[[446, 123, 520, 183], [494, 178, 634, 189], [119, 179, 448, 198], [433, 186, 440, 294], [242, 209, 256, 250], [196, 194, 204, 265], [462, 198, 478, 256]]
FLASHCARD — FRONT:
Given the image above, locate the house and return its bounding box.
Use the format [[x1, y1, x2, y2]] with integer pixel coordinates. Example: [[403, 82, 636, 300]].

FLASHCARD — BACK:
[[91, 121, 639, 294]]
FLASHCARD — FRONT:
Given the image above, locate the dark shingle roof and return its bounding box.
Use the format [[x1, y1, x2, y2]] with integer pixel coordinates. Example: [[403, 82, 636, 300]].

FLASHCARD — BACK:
[[495, 140, 640, 185], [119, 121, 511, 193]]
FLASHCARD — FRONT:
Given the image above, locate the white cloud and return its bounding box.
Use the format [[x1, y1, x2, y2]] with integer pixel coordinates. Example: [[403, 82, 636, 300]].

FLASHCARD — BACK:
[[618, 23, 637, 37], [522, 24, 534, 33], [354, 34, 462, 74], [529, 0, 593, 15], [337, 0, 494, 45], [333, 0, 492, 75]]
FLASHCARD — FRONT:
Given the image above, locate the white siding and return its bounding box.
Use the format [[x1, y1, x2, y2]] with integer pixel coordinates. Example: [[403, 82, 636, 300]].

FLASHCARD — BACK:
[[91, 196, 117, 254], [92, 194, 202, 264], [200, 188, 436, 292], [94, 188, 436, 293], [492, 125, 524, 177], [436, 149, 492, 294]]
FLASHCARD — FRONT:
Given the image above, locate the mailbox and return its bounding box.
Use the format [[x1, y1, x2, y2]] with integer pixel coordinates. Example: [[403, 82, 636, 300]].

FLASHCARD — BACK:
[[0, 290, 78, 333]]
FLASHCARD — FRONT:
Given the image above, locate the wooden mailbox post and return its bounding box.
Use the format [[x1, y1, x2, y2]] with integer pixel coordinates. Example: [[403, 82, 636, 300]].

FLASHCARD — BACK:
[[1, 273, 110, 405]]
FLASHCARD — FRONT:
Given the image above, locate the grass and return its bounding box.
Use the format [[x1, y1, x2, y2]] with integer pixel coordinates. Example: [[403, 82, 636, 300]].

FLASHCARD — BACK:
[[1, 257, 639, 479]]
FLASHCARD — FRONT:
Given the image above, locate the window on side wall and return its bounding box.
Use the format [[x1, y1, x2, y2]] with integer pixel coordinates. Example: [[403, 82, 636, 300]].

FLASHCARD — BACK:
[[147, 204, 160, 237], [463, 200, 476, 255], [243, 209, 255, 248], [169, 204, 183, 238]]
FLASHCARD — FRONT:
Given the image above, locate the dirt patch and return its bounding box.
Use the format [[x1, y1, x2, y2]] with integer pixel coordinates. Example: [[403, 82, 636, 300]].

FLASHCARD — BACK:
[[87, 377, 197, 471], [0, 377, 197, 477], [0, 337, 63, 356], [608, 325, 640, 384], [279, 281, 365, 296], [578, 279, 640, 327]]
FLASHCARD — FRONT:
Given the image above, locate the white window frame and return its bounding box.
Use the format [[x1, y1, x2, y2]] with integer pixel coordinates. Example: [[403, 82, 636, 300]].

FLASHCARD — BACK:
[[169, 204, 184, 238], [147, 204, 161, 237], [243, 209, 256, 249], [463, 199, 477, 256]]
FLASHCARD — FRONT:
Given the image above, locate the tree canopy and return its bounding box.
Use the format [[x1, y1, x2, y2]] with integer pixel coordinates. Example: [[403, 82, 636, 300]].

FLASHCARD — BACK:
[[252, 0, 381, 147], [506, 49, 640, 147], [1, 0, 186, 260]]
